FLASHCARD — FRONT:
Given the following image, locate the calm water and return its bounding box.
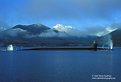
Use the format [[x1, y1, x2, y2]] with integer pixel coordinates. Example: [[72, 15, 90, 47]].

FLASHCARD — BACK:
[[0, 47, 121, 82]]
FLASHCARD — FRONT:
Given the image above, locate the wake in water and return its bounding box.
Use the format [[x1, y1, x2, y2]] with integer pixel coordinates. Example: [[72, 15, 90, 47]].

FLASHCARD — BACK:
[[7, 44, 14, 51], [100, 34, 113, 49]]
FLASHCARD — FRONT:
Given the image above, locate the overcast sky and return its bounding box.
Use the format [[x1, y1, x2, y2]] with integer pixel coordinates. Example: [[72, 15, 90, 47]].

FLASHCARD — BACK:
[[0, 0, 121, 28]]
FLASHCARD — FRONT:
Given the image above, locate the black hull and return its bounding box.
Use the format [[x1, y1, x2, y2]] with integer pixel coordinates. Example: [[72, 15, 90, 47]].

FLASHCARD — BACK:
[[22, 47, 111, 51]]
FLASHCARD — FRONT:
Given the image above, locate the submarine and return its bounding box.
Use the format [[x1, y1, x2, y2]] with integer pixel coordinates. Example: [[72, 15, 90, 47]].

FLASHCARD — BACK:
[[22, 40, 112, 51]]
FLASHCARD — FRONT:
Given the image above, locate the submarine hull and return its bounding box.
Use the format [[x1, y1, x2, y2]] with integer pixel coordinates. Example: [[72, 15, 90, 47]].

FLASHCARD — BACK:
[[22, 47, 112, 51]]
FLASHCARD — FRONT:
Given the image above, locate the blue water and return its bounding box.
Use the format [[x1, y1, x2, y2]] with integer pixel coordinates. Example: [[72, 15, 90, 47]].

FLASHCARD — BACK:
[[0, 47, 121, 82]]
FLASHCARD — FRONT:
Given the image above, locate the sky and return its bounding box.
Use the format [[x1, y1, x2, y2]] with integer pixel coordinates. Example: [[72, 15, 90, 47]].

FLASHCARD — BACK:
[[0, 0, 121, 28]]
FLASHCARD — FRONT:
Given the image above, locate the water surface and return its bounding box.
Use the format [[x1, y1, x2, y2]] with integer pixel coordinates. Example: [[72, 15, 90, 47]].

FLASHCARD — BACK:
[[0, 47, 121, 82]]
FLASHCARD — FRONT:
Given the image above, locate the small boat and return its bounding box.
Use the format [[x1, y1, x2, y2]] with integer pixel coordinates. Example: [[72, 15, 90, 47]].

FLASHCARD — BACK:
[[7, 44, 14, 51]]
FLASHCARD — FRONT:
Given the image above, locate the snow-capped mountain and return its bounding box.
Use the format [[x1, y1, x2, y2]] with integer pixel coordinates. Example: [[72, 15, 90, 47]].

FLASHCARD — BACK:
[[53, 24, 73, 32], [0, 23, 120, 47], [0, 27, 7, 32], [53, 24, 83, 37], [13, 24, 50, 34], [0, 24, 94, 46], [53, 24, 118, 37], [96, 26, 118, 37]]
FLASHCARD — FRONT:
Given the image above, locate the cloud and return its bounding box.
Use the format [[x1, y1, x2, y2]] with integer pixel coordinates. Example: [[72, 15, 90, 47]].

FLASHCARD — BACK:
[[0, 21, 10, 32], [96, 27, 118, 37], [38, 29, 68, 38], [77, 22, 120, 36], [53, 24, 84, 37], [28, 23, 120, 38], [7, 28, 27, 37], [0, 28, 28, 39], [0, 23, 119, 40], [0, 23, 120, 47], [25, 24, 119, 38], [0, 21, 10, 29]]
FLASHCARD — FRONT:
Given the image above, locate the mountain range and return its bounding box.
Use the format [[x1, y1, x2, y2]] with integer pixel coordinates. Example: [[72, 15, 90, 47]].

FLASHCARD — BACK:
[[0, 24, 120, 47]]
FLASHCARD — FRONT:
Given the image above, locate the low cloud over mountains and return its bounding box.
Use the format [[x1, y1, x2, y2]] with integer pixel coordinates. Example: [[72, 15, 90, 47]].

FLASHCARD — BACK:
[[0, 24, 120, 47]]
